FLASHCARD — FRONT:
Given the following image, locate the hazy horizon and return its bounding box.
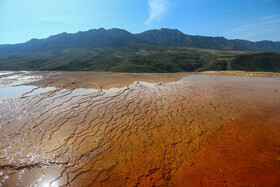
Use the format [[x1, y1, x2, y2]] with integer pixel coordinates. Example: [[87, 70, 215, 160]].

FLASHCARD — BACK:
[[1, 0, 280, 45]]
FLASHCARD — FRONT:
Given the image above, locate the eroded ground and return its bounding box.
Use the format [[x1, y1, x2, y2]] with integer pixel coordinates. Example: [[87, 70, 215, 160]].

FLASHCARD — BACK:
[[0, 71, 279, 186]]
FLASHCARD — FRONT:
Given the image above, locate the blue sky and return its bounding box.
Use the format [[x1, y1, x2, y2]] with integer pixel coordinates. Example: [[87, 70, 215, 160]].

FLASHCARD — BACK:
[[0, 0, 279, 44]]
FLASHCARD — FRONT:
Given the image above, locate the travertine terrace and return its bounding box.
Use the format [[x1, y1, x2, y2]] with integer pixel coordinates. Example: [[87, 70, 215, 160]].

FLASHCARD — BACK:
[[0, 71, 279, 186]]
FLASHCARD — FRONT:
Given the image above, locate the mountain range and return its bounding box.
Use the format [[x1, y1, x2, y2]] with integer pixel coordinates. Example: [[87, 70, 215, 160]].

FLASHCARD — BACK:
[[0, 28, 280, 72], [1, 28, 280, 54]]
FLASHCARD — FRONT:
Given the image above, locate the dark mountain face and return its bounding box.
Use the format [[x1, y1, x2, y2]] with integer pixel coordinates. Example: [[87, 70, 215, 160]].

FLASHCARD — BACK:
[[134, 28, 187, 47], [231, 39, 280, 51], [40, 28, 135, 49], [0, 28, 143, 55], [134, 28, 233, 49], [135, 28, 280, 51], [1, 28, 280, 55], [0, 28, 280, 73]]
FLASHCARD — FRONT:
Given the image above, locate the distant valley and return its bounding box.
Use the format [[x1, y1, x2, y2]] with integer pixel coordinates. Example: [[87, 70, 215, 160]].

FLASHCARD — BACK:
[[0, 28, 280, 72]]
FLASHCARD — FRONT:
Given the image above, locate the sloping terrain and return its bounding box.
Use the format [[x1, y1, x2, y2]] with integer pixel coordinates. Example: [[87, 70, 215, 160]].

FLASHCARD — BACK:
[[135, 28, 280, 51], [1, 28, 280, 54], [1, 46, 280, 72], [0, 28, 280, 72]]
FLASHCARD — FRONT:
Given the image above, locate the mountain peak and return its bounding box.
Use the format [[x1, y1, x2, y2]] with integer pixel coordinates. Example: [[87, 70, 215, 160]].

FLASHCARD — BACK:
[[1, 28, 280, 54], [159, 28, 182, 32], [87, 28, 132, 36], [0, 28, 279, 72]]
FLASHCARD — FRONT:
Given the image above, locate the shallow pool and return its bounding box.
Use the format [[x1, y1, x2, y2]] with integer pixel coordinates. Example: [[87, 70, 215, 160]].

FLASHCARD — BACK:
[[0, 86, 56, 100]]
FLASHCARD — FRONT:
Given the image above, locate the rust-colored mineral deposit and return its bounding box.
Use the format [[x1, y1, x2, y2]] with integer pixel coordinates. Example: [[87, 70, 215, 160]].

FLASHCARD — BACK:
[[0, 71, 279, 186]]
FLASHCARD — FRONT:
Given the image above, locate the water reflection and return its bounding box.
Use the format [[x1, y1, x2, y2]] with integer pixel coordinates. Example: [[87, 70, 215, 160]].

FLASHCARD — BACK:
[[0, 86, 36, 100], [0, 86, 56, 100], [0, 71, 43, 88], [42, 180, 58, 187]]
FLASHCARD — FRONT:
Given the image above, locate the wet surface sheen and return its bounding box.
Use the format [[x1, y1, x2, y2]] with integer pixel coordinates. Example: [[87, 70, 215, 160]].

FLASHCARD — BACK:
[[0, 71, 279, 186]]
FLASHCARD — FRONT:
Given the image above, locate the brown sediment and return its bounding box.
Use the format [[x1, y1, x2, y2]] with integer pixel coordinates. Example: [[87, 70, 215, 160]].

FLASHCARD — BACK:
[[28, 71, 192, 90], [202, 70, 280, 77], [171, 107, 280, 186], [27, 71, 280, 90], [0, 72, 279, 186]]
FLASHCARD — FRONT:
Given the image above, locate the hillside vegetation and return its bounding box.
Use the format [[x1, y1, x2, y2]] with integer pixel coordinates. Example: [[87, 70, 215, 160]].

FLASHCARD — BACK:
[[1, 46, 279, 72], [0, 28, 280, 72]]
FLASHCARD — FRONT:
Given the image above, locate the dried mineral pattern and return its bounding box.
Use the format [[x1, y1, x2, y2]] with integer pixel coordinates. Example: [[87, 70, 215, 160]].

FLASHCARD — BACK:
[[0, 72, 279, 186]]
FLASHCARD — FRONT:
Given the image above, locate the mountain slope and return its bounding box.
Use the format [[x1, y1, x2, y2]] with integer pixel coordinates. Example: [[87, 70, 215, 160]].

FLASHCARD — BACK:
[[135, 29, 237, 50], [1, 28, 280, 54], [0, 28, 147, 55], [0, 28, 280, 73], [135, 28, 280, 51], [1, 45, 280, 73]]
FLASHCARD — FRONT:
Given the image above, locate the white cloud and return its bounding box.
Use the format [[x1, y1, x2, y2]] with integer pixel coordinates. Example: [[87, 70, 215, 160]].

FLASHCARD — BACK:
[[223, 14, 280, 41], [260, 14, 280, 20], [145, 0, 168, 25], [225, 16, 280, 34]]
